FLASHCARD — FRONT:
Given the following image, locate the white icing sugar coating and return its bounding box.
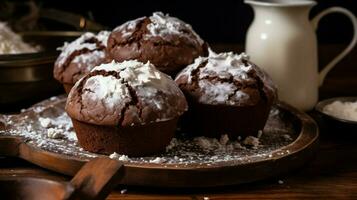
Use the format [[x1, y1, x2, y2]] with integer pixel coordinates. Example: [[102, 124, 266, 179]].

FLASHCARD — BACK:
[[146, 12, 204, 45], [199, 52, 252, 81], [68, 60, 187, 125], [81, 75, 131, 123], [113, 12, 203, 45], [176, 52, 254, 105], [56, 31, 110, 67], [72, 50, 106, 71], [198, 80, 236, 104], [114, 17, 146, 39]]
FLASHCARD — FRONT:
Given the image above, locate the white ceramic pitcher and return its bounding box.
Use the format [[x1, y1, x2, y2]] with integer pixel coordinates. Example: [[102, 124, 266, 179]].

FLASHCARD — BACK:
[[245, 0, 357, 111]]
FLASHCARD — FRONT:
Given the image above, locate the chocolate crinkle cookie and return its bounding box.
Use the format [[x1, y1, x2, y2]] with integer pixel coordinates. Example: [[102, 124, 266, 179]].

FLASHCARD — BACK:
[[106, 12, 208, 76], [175, 51, 277, 138], [65, 60, 188, 156], [53, 31, 110, 93]]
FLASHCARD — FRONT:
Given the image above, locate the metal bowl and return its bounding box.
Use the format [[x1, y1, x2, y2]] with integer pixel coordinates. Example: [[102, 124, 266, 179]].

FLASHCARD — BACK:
[[0, 31, 83, 112]]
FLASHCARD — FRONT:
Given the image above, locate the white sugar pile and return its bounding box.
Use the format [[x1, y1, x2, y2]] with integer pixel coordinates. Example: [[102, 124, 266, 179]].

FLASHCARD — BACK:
[[0, 22, 38, 54], [323, 100, 357, 121]]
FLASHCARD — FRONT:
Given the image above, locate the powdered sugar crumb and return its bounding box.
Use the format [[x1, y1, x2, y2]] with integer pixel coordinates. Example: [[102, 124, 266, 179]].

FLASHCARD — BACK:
[[257, 130, 263, 138], [150, 157, 166, 164], [243, 136, 261, 149], [47, 128, 64, 139], [39, 117, 51, 128]]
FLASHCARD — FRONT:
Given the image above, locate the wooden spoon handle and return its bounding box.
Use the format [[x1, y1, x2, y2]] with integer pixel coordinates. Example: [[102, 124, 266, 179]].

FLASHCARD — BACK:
[[69, 157, 124, 200]]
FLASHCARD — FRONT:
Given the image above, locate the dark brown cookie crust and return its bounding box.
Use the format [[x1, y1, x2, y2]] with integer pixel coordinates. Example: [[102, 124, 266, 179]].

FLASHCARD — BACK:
[[71, 118, 178, 156], [107, 17, 208, 76]]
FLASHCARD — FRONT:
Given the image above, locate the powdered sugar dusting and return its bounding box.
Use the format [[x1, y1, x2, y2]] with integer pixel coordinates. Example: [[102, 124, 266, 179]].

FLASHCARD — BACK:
[[80, 75, 131, 125], [72, 50, 106, 71], [0, 96, 93, 158], [114, 17, 146, 39], [56, 31, 110, 67], [198, 80, 237, 104], [68, 60, 187, 125], [0, 96, 296, 166], [176, 52, 254, 105], [146, 12, 204, 45]]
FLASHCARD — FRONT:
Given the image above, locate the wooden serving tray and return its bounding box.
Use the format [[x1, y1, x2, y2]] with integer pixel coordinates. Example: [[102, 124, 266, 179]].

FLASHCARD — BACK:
[[0, 96, 318, 188]]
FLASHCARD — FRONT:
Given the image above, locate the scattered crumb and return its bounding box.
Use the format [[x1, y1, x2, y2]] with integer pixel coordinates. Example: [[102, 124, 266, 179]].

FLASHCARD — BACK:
[[219, 134, 229, 145], [109, 152, 130, 161], [150, 157, 166, 164], [204, 197, 210, 200], [120, 189, 127, 194], [243, 136, 260, 149], [109, 152, 119, 159], [39, 117, 52, 128], [270, 108, 280, 116], [233, 142, 246, 149], [237, 136, 242, 141], [257, 130, 263, 138], [165, 138, 179, 152], [194, 137, 213, 150], [283, 134, 293, 141], [47, 128, 64, 139], [278, 180, 284, 184], [118, 155, 129, 161]]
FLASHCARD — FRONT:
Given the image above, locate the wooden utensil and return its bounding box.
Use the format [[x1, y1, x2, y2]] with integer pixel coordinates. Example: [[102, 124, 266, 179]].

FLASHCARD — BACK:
[[0, 157, 124, 200]]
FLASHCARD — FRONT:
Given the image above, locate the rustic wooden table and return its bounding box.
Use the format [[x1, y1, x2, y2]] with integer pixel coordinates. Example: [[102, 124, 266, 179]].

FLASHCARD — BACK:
[[1, 44, 357, 199]]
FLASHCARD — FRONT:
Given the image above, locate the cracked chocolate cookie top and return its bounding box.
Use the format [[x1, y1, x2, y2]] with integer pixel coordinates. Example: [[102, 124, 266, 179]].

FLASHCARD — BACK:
[[54, 31, 111, 84], [106, 12, 208, 76], [175, 52, 277, 106], [66, 60, 188, 126]]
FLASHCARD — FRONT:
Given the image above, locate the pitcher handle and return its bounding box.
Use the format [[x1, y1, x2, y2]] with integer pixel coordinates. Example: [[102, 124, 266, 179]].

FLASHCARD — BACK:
[[311, 7, 357, 86]]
